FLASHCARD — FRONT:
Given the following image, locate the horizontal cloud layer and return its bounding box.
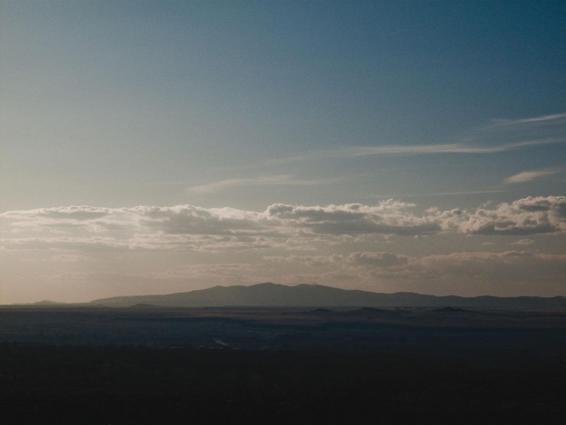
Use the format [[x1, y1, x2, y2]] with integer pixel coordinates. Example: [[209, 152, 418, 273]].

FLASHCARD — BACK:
[[461, 196, 566, 235], [1, 195, 565, 252], [0, 196, 566, 250]]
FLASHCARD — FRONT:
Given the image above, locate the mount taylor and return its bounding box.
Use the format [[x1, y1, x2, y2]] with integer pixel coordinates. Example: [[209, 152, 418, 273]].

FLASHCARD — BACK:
[[91, 283, 566, 311]]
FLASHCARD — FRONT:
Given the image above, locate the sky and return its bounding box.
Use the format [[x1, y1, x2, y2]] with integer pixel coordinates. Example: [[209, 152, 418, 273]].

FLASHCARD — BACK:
[[1, 0, 565, 303]]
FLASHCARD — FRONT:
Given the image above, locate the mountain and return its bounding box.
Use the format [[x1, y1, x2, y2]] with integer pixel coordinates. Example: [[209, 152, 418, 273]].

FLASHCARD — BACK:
[[90, 283, 566, 310]]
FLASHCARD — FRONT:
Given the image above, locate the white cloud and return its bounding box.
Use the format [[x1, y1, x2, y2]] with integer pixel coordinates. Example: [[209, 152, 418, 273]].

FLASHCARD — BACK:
[[461, 196, 566, 235], [504, 168, 560, 184], [1, 196, 565, 254]]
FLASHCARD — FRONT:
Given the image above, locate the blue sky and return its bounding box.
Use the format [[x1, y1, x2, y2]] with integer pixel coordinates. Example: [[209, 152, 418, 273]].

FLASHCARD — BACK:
[[1, 1, 565, 302]]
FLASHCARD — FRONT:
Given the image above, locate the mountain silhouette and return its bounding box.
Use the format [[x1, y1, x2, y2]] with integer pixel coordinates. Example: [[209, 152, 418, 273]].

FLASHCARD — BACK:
[[91, 283, 566, 310]]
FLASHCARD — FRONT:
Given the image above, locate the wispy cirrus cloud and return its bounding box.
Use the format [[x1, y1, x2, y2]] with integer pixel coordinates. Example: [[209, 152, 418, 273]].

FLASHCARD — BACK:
[[370, 189, 505, 199], [504, 168, 560, 184], [267, 138, 561, 165], [188, 174, 342, 194], [267, 111, 566, 165], [490, 111, 566, 127]]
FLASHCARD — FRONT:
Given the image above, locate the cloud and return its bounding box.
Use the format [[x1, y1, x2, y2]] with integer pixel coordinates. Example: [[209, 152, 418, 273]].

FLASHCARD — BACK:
[[390, 189, 506, 198], [266, 252, 409, 268], [265, 200, 443, 236], [265, 111, 566, 166], [461, 196, 566, 235], [0, 205, 273, 252], [268, 138, 560, 164], [188, 174, 337, 194], [410, 251, 566, 287], [510, 239, 534, 246], [264, 250, 566, 294], [491, 111, 566, 127], [264, 254, 341, 267], [347, 251, 409, 268], [504, 169, 560, 184], [354, 250, 566, 279], [1, 195, 565, 254]]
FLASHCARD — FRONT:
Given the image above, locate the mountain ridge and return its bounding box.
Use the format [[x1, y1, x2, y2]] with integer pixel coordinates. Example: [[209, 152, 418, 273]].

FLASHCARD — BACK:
[[90, 282, 566, 310]]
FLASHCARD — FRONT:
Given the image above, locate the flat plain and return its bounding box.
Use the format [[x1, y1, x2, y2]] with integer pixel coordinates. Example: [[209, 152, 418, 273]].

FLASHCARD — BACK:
[[1, 306, 566, 424]]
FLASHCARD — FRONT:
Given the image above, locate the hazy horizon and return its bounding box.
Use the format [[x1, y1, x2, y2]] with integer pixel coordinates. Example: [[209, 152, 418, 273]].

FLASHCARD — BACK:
[[24, 282, 564, 308], [1, 1, 565, 303]]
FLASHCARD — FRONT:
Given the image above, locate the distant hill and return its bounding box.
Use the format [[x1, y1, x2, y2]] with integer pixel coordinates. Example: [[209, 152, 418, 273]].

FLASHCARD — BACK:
[[90, 283, 566, 311]]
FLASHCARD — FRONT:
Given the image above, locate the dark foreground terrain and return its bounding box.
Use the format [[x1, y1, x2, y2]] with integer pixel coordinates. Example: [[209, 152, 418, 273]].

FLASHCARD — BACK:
[[1, 306, 566, 424]]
